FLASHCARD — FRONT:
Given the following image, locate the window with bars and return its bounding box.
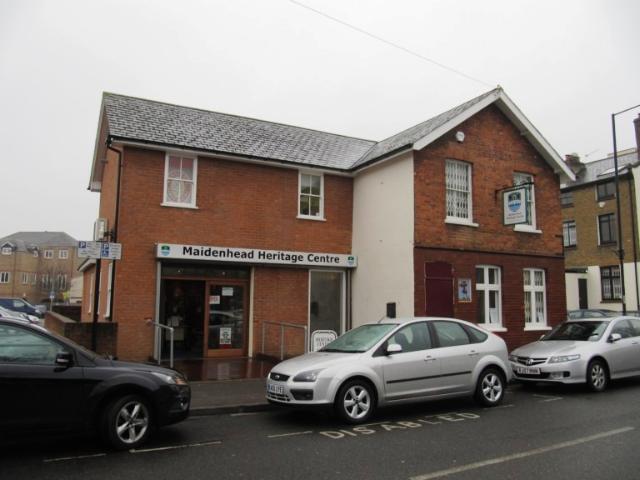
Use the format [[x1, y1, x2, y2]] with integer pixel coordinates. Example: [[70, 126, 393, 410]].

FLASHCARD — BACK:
[[563, 220, 577, 247], [298, 172, 323, 218], [476, 266, 502, 328], [598, 213, 616, 245], [513, 172, 536, 228], [524, 269, 547, 326], [163, 154, 197, 207], [445, 160, 472, 221], [600, 266, 621, 300]]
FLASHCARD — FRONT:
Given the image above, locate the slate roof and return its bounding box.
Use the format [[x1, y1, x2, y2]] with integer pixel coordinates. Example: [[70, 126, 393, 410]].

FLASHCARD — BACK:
[[0, 232, 77, 252], [104, 94, 375, 170], [565, 149, 638, 187]]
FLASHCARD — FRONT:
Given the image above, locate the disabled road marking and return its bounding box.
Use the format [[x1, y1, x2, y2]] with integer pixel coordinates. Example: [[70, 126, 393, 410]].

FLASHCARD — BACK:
[[130, 440, 222, 453], [267, 430, 314, 439], [533, 393, 563, 403], [44, 453, 107, 463], [409, 426, 634, 480]]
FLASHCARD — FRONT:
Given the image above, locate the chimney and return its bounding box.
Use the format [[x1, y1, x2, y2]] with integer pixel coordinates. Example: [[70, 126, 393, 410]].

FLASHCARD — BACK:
[[564, 153, 585, 179]]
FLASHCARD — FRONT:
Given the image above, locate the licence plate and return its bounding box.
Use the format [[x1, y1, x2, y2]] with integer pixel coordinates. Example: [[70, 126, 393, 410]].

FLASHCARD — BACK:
[[516, 366, 541, 375], [267, 383, 284, 395]]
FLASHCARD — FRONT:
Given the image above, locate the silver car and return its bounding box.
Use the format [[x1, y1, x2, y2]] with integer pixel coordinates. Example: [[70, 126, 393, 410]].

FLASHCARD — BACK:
[[510, 316, 640, 392], [266, 317, 511, 424]]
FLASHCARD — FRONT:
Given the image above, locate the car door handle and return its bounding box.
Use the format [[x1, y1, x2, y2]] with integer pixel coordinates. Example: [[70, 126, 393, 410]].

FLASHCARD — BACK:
[[468, 351, 479, 357], [424, 356, 437, 362]]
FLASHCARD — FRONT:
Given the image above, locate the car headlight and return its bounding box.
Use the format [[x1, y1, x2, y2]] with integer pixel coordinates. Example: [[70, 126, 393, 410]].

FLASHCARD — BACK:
[[548, 354, 581, 364], [151, 371, 188, 385], [508, 354, 518, 362], [293, 369, 323, 382]]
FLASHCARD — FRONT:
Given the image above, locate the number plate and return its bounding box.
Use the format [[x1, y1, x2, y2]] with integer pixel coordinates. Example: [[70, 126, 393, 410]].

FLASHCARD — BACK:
[[267, 383, 284, 395], [515, 366, 540, 375]]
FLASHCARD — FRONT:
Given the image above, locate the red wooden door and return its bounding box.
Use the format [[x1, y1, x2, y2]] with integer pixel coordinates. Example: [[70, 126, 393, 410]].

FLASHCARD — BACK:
[[425, 262, 454, 317]]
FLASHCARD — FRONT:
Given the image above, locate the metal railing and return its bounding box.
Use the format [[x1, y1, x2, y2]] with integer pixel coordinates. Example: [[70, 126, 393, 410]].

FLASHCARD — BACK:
[[147, 319, 174, 368], [261, 321, 308, 360]]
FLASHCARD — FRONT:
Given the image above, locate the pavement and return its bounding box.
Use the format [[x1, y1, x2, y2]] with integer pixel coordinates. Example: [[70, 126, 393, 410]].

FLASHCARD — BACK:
[[189, 377, 273, 415]]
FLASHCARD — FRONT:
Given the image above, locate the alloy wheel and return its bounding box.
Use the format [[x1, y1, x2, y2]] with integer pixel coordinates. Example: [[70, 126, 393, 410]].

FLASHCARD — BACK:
[[343, 385, 371, 420], [115, 400, 150, 445], [590, 364, 606, 390], [481, 372, 503, 403]]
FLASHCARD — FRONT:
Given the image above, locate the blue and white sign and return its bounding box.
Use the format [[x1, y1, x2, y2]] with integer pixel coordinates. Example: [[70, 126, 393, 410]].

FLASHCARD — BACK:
[[503, 187, 528, 225], [78, 241, 122, 260]]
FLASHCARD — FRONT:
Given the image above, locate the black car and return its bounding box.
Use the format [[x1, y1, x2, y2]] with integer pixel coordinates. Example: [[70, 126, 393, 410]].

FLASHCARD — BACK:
[[0, 297, 45, 318], [0, 318, 190, 449]]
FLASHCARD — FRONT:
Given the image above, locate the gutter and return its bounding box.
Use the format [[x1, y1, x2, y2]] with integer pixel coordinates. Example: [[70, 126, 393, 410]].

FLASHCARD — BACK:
[[106, 137, 123, 322]]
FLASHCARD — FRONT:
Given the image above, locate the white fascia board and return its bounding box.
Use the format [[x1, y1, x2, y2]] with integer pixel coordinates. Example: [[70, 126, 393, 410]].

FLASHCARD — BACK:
[[412, 89, 576, 182], [88, 102, 107, 191], [413, 90, 501, 152]]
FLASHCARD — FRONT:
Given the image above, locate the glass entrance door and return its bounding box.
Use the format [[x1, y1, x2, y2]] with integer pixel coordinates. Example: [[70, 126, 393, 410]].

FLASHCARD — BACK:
[[205, 281, 247, 357]]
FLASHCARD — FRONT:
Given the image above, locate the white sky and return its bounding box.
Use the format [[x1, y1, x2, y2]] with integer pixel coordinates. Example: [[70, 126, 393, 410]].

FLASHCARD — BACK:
[[1, 0, 639, 240]]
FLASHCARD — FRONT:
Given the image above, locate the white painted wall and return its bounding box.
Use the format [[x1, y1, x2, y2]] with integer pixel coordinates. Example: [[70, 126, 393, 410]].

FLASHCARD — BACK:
[[565, 262, 640, 312], [351, 152, 415, 326]]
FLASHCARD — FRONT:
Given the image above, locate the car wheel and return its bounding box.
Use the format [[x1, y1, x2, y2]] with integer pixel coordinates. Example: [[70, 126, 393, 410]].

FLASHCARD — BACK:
[[101, 394, 153, 450], [586, 359, 608, 393], [335, 379, 375, 424], [475, 368, 505, 407]]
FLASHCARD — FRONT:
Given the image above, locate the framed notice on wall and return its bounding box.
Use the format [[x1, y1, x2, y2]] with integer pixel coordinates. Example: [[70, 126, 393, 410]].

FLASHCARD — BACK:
[[458, 278, 472, 303], [503, 186, 529, 225]]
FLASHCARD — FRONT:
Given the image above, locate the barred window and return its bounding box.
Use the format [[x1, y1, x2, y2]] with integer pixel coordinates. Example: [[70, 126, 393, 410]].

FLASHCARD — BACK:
[[601, 266, 621, 300], [445, 160, 472, 221]]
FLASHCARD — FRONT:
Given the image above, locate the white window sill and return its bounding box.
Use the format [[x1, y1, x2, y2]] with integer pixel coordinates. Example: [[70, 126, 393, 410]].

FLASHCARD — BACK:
[[445, 217, 479, 228], [161, 202, 199, 210], [514, 225, 542, 234], [524, 325, 552, 331], [297, 215, 326, 222], [479, 325, 507, 332]]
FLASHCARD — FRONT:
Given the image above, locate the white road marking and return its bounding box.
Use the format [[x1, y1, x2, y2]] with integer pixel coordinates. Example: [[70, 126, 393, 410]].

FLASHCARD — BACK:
[[484, 404, 514, 410], [44, 453, 107, 463], [130, 440, 222, 453], [231, 412, 262, 417], [410, 427, 634, 480], [533, 394, 563, 403], [267, 430, 313, 439]]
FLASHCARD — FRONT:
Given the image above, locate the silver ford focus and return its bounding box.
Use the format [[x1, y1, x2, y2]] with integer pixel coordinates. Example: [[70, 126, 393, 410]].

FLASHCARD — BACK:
[[509, 316, 640, 392], [266, 317, 511, 424]]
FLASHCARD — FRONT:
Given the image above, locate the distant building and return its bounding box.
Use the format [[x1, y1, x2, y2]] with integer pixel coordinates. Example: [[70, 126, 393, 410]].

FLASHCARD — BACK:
[[0, 232, 82, 305], [562, 140, 640, 311]]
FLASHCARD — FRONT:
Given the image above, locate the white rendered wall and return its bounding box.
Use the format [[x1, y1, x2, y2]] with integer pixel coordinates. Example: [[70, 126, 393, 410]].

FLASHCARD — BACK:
[[566, 263, 640, 312], [565, 272, 588, 310], [351, 152, 415, 326]]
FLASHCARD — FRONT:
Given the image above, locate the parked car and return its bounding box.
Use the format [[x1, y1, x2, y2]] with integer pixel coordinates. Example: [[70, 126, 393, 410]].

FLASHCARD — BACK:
[[567, 309, 617, 320], [0, 306, 42, 326], [266, 317, 511, 424], [510, 316, 640, 392], [0, 297, 45, 318], [0, 317, 191, 449]]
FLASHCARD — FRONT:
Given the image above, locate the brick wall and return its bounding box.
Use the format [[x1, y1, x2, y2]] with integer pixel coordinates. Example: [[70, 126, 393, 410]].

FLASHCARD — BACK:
[[45, 311, 118, 357], [414, 105, 564, 257], [414, 248, 566, 350]]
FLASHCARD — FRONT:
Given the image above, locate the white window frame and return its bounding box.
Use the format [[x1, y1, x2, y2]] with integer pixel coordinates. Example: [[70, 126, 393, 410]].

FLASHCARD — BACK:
[[513, 172, 540, 233], [162, 153, 198, 209], [562, 220, 577, 247], [1, 246, 12, 255], [297, 171, 325, 221], [523, 268, 549, 330], [21, 273, 29, 285], [58, 249, 69, 259], [475, 265, 504, 331], [44, 250, 54, 259], [0, 272, 10, 283], [31, 273, 37, 285], [445, 160, 477, 227], [33, 250, 39, 257]]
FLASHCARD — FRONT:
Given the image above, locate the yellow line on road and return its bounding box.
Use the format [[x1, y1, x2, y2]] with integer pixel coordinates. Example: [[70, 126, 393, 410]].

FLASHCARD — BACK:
[[410, 427, 634, 480]]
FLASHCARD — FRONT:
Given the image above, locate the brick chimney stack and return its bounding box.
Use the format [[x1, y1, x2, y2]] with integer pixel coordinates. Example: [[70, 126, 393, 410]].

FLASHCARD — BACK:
[[564, 153, 585, 180]]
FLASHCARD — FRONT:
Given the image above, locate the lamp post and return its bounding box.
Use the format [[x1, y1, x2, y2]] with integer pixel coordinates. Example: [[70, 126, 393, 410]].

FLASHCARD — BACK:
[[611, 103, 640, 315]]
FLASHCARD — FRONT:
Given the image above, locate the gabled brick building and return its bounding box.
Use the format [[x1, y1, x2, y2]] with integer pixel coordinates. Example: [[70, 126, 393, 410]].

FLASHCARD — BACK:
[[85, 88, 574, 362]]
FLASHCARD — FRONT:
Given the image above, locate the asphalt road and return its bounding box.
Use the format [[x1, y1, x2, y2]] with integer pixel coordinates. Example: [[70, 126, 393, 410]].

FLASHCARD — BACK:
[[4, 380, 640, 480]]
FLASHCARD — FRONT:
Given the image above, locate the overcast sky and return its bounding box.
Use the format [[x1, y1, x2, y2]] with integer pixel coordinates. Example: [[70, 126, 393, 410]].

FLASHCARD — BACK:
[[1, 0, 639, 240]]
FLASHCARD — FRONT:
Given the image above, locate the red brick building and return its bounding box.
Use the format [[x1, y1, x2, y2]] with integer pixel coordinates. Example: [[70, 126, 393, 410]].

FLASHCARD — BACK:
[[84, 88, 574, 362]]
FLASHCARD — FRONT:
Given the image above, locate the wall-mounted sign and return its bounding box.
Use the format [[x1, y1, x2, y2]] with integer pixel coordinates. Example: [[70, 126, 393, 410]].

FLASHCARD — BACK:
[[156, 244, 358, 268], [457, 278, 472, 303], [311, 330, 338, 352], [221, 287, 234, 296], [78, 241, 122, 260], [503, 186, 528, 225]]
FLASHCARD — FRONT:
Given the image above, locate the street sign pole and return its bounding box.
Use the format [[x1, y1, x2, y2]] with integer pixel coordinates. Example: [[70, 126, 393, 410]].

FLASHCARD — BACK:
[[91, 259, 102, 351]]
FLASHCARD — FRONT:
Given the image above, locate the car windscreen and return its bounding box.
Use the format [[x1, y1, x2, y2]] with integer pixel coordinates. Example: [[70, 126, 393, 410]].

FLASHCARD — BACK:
[[321, 324, 398, 353], [542, 321, 608, 342]]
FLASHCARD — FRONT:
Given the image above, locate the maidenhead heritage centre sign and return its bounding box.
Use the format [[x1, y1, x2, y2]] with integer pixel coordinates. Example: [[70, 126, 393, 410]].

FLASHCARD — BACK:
[[156, 243, 358, 268]]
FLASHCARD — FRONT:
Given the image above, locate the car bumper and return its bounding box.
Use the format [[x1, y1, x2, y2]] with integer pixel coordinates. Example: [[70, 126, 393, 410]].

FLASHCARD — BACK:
[[265, 377, 334, 407], [156, 384, 191, 426], [510, 360, 587, 384]]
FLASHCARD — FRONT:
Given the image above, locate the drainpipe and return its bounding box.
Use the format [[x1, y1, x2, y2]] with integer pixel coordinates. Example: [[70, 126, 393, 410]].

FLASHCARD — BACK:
[[106, 137, 123, 322], [628, 174, 640, 310]]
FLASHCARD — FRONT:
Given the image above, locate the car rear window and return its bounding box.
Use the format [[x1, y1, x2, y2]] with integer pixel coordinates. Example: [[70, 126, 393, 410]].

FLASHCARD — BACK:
[[465, 325, 488, 343]]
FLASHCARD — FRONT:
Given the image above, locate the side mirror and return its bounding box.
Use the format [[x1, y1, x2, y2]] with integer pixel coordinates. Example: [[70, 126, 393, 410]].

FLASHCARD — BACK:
[[55, 351, 73, 367], [608, 333, 622, 343], [386, 343, 403, 355]]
